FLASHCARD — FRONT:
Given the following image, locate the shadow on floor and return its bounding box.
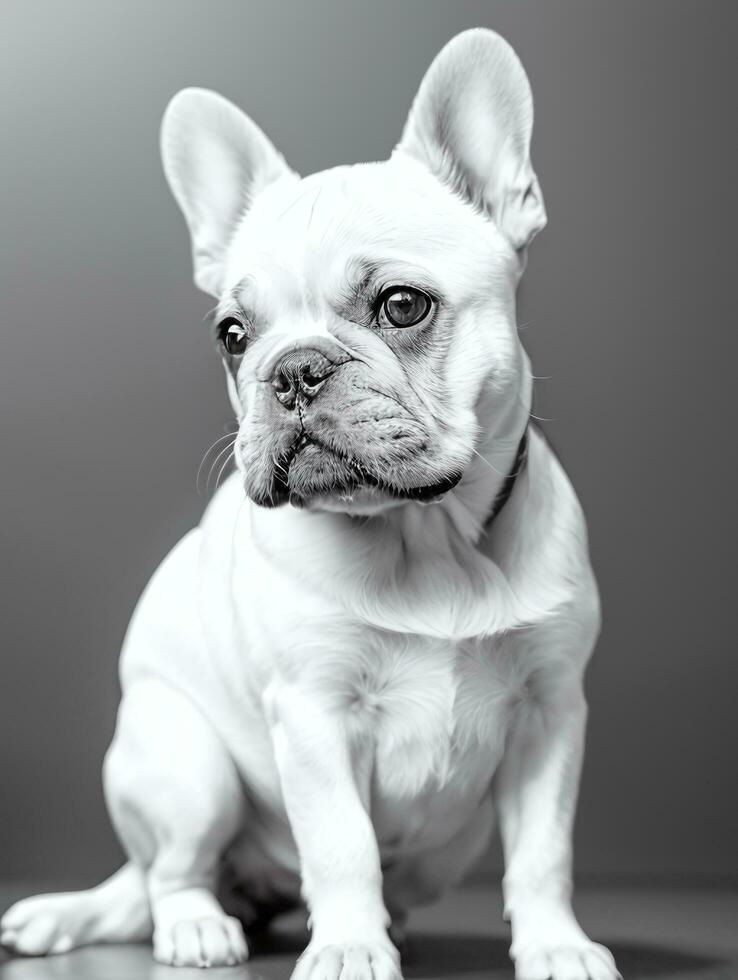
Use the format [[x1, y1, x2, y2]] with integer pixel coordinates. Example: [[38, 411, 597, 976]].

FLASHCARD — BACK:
[[401, 933, 736, 979], [1, 933, 735, 980]]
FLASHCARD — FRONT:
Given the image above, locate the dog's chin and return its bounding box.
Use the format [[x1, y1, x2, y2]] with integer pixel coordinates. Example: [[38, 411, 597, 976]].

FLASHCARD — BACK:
[[244, 439, 462, 514], [305, 473, 463, 516], [305, 484, 410, 516]]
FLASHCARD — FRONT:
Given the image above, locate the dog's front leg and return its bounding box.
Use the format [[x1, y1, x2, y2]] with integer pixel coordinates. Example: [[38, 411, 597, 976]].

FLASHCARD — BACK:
[[267, 683, 402, 980], [494, 667, 619, 980]]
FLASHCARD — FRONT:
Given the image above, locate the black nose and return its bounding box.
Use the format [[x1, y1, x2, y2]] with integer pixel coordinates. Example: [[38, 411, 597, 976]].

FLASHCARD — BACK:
[[271, 348, 334, 408]]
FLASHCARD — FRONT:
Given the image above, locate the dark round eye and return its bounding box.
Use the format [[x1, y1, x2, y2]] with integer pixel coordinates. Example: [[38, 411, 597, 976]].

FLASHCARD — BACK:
[[217, 317, 248, 356], [377, 286, 432, 329]]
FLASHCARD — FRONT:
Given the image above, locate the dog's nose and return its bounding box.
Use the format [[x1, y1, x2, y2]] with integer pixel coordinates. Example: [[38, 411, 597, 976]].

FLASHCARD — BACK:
[[270, 348, 334, 408]]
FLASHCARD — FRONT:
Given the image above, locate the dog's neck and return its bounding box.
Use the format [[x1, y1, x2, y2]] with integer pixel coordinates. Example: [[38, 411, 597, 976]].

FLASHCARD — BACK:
[[439, 356, 533, 544], [484, 426, 529, 526]]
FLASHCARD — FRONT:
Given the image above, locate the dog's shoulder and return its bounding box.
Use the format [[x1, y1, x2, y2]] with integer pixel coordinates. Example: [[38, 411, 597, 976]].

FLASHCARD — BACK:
[[485, 426, 601, 665], [490, 424, 591, 559]]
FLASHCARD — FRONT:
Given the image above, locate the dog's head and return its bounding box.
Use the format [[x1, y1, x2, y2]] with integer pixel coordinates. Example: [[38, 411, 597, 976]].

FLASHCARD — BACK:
[[161, 29, 545, 515]]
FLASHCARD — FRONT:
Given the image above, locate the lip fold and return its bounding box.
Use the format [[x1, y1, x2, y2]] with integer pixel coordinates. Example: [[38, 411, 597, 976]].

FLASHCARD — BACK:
[[255, 432, 462, 508]]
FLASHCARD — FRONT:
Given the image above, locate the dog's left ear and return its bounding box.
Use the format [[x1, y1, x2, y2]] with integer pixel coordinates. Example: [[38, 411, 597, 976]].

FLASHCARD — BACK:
[[395, 29, 546, 252], [161, 88, 297, 297]]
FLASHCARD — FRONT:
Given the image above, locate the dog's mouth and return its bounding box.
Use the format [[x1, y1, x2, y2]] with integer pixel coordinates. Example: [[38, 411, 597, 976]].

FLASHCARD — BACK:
[[257, 432, 462, 509]]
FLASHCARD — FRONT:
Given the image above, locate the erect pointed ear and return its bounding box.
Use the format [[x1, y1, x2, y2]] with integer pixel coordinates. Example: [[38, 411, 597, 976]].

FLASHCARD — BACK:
[[394, 29, 546, 253], [161, 88, 296, 297]]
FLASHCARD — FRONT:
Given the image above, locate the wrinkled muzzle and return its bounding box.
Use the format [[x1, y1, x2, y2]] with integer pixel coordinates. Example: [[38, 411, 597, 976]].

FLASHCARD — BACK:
[[236, 343, 464, 508]]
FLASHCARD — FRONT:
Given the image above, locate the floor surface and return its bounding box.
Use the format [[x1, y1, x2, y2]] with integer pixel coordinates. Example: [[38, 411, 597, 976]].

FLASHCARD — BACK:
[[1, 880, 736, 979]]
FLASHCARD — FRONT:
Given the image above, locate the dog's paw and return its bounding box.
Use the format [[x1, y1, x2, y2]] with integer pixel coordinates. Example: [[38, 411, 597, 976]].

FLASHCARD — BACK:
[[513, 941, 620, 980], [153, 914, 248, 968], [1, 894, 79, 956], [291, 942, 402, 980], [2, 892, 108, 956], [152, 887, 248, 967]]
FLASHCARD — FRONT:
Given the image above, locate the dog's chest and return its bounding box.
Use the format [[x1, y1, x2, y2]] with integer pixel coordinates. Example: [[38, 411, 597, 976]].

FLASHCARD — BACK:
[[334, 631, 524, 804]]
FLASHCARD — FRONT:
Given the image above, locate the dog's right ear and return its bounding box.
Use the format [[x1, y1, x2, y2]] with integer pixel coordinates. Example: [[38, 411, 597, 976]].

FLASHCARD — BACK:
[[161, 88, 296, 297]]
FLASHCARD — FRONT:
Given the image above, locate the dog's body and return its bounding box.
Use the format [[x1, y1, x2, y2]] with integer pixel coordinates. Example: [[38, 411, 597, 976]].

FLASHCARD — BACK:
[[2, 30, 619, 980]]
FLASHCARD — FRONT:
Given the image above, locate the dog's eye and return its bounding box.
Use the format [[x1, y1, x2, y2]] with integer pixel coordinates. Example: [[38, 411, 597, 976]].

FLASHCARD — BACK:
[[217, 317, 248, 357], [377, 287, 432, 329]]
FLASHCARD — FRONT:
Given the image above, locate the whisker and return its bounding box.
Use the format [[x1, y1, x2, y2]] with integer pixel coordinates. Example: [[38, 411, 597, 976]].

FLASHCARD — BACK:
[[214, 447, 236, 492], [206, 439, 238, 495], [469, 446, 507, 479], [273, 454, 290, 484], [196, 430, 238, 496], [518, 387, 556, 424]]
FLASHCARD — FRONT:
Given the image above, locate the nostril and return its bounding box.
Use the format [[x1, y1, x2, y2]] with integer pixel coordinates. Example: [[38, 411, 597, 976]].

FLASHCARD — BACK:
[[272, 372, 292, 394]]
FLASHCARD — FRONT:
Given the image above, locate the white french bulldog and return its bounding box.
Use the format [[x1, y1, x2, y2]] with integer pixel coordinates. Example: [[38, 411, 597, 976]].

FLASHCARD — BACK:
[[1, 29, 619, 980]]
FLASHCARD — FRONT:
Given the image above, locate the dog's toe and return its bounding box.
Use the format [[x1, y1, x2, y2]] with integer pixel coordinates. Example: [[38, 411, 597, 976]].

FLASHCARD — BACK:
[[170, 921, 201, 966], [198, 915, 243, 966], [513, 948, 551, 980], [549, 947, 589, 980]]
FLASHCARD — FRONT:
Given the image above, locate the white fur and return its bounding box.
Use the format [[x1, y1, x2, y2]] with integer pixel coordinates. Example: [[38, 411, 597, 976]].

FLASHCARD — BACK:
[[1, 29, 619, 980]]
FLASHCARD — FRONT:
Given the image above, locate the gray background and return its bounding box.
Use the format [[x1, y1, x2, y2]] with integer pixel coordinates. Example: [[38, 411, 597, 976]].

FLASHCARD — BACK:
[[1, 0, 735, 883]]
